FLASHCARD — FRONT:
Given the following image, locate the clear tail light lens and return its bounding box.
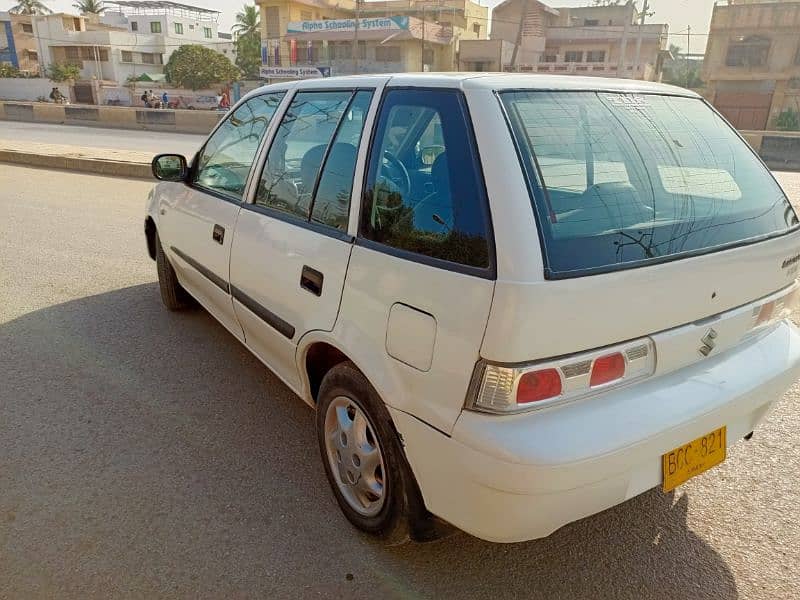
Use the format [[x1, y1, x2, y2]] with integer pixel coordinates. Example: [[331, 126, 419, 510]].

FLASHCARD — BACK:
[[750, 286, 799, 332], [468, 338, 656, 414]]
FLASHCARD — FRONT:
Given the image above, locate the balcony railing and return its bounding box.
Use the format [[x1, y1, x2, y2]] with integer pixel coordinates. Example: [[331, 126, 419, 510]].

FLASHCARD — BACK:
[[506, 62, 647, 77]]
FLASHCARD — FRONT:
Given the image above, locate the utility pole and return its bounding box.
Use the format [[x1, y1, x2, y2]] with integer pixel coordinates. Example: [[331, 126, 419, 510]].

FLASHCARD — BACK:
[[352, 0, 360, 74], [639, 0, 650, 25], [634, 0, 650, 77], [618, 1, 632, 77], [687, 25, 691, 55], [421, 3, 426, 71], [509, 0, 529, 72]]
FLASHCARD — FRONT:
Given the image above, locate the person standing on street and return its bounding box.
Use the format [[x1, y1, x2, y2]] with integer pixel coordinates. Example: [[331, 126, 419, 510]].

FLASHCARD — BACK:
[[162, 91, 169, 108]]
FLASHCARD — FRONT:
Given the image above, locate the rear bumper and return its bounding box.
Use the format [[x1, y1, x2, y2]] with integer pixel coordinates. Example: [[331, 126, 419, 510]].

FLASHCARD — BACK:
[[391, 321, 800, 543]]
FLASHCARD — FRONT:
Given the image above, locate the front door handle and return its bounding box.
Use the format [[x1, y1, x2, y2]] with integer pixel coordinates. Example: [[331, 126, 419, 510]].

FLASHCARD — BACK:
[[212, 224, 225, 245], [300, 266, 324, 297]]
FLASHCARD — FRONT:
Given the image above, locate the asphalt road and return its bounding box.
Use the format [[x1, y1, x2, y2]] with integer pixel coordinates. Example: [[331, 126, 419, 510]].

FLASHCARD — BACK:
[[0, 121, 205, 156], [1, 165, 800, 599]]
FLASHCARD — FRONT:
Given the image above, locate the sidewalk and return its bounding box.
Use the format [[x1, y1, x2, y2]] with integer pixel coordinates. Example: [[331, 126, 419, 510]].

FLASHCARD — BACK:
[[0, 139, 153, 179]]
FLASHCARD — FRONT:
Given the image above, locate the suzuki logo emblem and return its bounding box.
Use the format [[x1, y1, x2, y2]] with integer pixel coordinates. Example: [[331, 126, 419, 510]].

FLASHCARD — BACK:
[[699, 328, 718, 357]]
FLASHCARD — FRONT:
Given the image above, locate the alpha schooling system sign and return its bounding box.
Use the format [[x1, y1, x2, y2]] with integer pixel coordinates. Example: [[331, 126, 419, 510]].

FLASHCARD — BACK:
[[259, 66, 331, 79], [287, 16, 409, 35]]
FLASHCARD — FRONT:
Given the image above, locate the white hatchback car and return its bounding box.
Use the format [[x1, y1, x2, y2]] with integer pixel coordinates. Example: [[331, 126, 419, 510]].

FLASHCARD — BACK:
[[146, 73, 800, 544]]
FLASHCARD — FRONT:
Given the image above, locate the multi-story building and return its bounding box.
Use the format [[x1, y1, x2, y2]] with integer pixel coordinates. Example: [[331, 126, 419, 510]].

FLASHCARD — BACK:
[[460, 0, 669, 81], [704, 0, 800, 130], [31, 1, 236, 103], [255, 0, 489, 78], [1, 12, 39, 74]]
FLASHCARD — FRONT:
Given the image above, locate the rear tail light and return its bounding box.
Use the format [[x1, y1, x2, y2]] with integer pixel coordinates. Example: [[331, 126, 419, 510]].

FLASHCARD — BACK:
[[589, 353, 625, 387], [517, 368, 562, 404], [750, 286, 799, 332], [468, 338, 656, 414]]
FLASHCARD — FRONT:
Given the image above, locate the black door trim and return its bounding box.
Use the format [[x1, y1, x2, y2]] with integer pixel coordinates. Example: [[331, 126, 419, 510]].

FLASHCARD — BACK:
[[170, 246, 230, 294], [231, 285, 296, 340]]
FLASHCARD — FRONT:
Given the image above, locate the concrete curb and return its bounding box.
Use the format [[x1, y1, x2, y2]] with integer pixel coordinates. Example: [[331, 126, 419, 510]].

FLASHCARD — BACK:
[[0, 149, 153, 179]]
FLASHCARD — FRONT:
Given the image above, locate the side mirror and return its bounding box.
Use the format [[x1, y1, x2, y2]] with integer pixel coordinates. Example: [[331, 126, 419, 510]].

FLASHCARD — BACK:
[[152, 154, 188, 182]]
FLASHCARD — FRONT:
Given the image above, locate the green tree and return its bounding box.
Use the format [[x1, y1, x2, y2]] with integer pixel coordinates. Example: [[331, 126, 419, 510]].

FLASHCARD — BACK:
[[9, 0, 52, 14], [233, 4, 260, 38], [73, 0, 104, 14], [165, 45, 241, 90], [0, 63, 22, 77], [236, 31, 262, 79], [775, 109, 800, 132], [663, 45, 704, 89], [46, 62, 81, 82]]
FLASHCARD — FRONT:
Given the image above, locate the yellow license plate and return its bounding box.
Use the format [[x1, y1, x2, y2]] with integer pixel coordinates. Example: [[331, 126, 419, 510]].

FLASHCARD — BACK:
[[662, 426, 727, 492]]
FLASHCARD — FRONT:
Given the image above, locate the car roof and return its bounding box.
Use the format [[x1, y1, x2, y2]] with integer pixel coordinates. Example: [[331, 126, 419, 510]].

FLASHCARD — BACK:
[[246, 72, 699, 99]]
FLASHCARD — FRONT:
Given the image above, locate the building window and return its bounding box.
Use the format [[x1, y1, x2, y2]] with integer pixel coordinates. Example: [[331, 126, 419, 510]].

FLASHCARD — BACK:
[[21, 23, 33, 34], [541, 54, 557, 63], [204, 27, 212, 39], [300, 10, 312, 21], [584, 19, 599, 26], [564, 51, 583, 63], [174, 22, 183, 35], [329, 41, 365, 61], [472, 23, 481, 36], [725, 35, 770, 67], [150, 22, 162, 34], [65, 46, 80, 60], [130, 21, 138, 31], [121, 50, 133, 63], [265, 7, 280, 38], [586, 50, 605, 63], [141, 52, 155, 64], [375, 46, 401, 63]]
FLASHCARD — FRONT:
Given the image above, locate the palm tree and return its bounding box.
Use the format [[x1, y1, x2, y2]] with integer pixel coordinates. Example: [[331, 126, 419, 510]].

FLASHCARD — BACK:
[[233, 5, 260, 38], [9, 0, 52, 15], [73, 0, 105, 14]]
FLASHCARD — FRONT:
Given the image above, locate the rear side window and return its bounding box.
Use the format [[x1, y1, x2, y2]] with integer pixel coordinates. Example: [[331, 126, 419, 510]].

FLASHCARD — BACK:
[[501, 91, 798, 278], [360, 89, 492, 272], [256, 91, 353, 220]]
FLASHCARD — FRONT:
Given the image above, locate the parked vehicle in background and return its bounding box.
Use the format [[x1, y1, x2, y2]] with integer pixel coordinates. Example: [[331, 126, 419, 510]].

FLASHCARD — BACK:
[[145, 73, 800, 544]]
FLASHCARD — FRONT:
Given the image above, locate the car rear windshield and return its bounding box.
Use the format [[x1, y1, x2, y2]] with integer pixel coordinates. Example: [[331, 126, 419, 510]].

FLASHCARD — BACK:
[[500, 91, 798, 278]]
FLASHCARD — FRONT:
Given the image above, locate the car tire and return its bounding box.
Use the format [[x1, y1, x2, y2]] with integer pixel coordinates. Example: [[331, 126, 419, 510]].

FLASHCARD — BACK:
[[155, 233, 193, 311], [316, 362, 424, 545]]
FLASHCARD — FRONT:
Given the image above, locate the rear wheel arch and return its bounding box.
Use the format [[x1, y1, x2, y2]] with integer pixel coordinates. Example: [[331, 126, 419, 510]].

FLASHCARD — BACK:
[[304, 341, 351, 403]]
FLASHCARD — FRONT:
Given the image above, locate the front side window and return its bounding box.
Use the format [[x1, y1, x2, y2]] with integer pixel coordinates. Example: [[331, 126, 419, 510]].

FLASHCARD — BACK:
[[204, 27, 212, 39], [500, 91, 797, 277], [194, 92, 285, 200], [360, 89, 492, 271], [130, 21, 138, 32], [150, 21, 162, 34], [174, 22, 183, 35], [255, 91, 355, 222], [564, 51, 583, 63]]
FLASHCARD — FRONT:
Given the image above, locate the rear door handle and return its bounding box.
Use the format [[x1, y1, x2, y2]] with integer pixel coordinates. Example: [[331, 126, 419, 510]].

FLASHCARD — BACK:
[[300, 266, 324, 297], [212, 224, 225, 245]]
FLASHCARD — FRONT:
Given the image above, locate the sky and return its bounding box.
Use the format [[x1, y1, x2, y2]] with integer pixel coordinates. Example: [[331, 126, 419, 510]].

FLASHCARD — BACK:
[[8, 0, 718, 52]]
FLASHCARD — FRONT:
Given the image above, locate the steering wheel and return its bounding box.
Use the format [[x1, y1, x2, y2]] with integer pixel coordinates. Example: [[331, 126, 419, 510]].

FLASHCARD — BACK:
[[198, 163, 243, 194], [376, 151, 411, 201]]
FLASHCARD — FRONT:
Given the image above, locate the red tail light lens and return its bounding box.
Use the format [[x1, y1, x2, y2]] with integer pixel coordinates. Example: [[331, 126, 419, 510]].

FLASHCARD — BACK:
[[517, 369, 562, 404], [590, 353, 626, 387]]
